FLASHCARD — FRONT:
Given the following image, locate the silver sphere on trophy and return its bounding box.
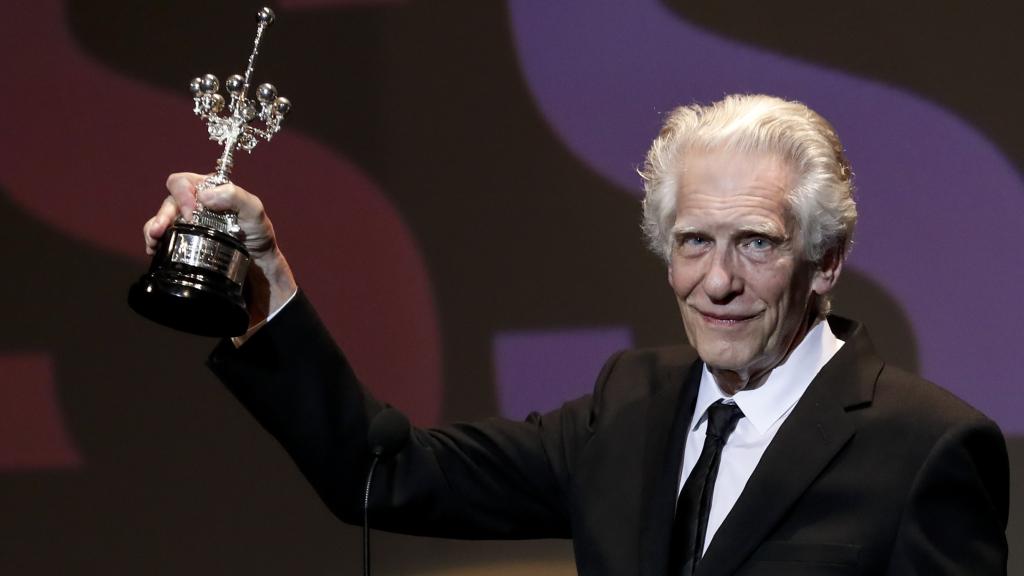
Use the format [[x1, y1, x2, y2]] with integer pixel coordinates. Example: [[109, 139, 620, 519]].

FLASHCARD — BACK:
[[129, 7, 291, 337]]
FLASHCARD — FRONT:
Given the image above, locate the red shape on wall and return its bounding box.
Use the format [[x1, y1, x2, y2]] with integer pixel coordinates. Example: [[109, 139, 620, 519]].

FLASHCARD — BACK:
[[1, 0, 442, 426], [0, 354, 82, 470]]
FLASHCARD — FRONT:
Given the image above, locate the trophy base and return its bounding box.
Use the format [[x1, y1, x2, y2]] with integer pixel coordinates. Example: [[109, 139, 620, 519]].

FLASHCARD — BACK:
[[128, 223, 251, 337]]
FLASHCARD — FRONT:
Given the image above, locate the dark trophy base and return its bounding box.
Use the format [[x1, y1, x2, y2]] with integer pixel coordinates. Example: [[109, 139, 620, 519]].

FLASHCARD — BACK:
[[128, 223, 251, 337]]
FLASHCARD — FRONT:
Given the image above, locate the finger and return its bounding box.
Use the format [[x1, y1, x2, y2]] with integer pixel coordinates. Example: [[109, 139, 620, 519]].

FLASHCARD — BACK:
[[165, 172, 204, 219], [143, 196, 180, 255], [196, 181, 265, 222], [143, 216, 159, 255], [143, 214, 163, 256], [146, 196, 179, 238]]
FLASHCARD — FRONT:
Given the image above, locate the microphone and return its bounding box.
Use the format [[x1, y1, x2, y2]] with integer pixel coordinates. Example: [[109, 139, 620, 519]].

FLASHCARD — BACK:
[[367, 407, 411, 460], [363, 408, 410, 576]]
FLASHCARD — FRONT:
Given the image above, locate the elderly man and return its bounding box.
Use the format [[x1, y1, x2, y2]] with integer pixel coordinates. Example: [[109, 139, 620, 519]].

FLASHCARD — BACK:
[[144, 94, 1007, 575]]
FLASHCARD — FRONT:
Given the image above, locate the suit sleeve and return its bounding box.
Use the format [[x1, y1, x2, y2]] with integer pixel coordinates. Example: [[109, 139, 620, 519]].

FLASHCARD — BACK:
[[886, 417, 1009, 575], [207, 291, 614, 539]]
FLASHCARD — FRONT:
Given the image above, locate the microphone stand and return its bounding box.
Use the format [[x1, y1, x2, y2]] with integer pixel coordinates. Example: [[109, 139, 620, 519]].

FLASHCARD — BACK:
[[363, 452, 382, 576], [361, 408, 410, 576]]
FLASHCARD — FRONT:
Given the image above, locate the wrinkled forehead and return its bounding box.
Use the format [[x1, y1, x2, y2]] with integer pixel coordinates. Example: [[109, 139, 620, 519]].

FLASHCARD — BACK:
[[678, 148, 796, 199], [672, 148, 802, 238]]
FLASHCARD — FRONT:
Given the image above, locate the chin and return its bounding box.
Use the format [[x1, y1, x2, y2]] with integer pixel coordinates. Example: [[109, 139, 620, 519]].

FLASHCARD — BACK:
[[694, 346, 756, 373]]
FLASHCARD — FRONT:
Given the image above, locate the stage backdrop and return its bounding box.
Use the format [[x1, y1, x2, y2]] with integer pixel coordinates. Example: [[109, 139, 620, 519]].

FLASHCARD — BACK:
[[3, 1, 1023, 573]]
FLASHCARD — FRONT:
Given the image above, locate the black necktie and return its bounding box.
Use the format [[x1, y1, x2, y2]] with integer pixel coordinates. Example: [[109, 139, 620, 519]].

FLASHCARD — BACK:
[[670, 400, 744, 575]]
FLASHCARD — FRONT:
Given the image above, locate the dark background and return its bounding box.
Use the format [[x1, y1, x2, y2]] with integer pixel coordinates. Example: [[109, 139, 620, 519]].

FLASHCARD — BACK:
[[2, 1, 1022, 573]]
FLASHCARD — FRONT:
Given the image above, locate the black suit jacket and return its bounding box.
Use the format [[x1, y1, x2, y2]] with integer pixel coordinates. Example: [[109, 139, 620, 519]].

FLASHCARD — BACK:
[[209, 292, 1008, 575]]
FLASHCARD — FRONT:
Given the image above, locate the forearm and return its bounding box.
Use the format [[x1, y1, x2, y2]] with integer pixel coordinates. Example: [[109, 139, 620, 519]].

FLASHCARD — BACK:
[[246, 246, 299, 324], [208, 291, 575, 538], [210, 291, 383, 521]]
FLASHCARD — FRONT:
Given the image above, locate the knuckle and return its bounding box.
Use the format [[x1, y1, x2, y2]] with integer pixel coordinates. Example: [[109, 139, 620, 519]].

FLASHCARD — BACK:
[[166, 173, 189, 191]]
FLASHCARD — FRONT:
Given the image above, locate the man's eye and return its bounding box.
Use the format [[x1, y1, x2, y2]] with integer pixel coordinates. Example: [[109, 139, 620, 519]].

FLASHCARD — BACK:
[[744, 237, 774, 251], [673, 234, 710, 256], [676, 235, 710, 249]]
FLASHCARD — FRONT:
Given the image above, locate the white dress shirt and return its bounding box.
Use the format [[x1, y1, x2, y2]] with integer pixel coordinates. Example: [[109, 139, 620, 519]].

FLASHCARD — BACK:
[[231, 289, 299, 348], [678, 320, 845, 554]]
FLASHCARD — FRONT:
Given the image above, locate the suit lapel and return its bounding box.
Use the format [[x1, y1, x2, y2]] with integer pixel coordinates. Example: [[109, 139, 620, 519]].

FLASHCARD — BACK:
[[638, 358, 702, 576], [696, 318, 882, 576]]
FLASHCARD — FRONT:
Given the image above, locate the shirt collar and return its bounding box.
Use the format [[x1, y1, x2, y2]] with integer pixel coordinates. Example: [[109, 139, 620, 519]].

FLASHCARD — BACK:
[[693, 319, 845, 435]]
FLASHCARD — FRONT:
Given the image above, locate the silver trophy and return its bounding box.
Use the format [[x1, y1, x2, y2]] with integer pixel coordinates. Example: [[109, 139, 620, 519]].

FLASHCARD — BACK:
[[129, 7, 291, 337]]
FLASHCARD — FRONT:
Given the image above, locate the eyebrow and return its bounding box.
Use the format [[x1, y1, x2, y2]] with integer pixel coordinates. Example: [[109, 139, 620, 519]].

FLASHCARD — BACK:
[[670, 222, 787, 239], [736, 223, 787, 239], [671, 225, 700, 238]]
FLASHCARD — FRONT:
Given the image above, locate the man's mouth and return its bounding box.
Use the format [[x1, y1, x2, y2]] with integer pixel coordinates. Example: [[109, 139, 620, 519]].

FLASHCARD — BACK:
[[696, 310, 757, 326]]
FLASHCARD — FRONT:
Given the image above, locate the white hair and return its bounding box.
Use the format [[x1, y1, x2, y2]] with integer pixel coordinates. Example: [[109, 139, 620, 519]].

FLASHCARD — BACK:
[[640, 94, 858, 267]]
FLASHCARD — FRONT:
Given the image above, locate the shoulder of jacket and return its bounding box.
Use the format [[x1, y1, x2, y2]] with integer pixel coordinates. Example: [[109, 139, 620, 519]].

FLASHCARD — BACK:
[[871, 363, 997, 435], [589, 344, 698, 410]]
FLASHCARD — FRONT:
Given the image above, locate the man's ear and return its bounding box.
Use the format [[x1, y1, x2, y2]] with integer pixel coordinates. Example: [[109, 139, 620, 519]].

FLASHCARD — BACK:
[[811, 246, 843, 296]]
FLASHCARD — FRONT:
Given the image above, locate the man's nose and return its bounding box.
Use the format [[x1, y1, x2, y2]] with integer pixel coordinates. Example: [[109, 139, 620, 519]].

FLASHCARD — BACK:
[[702, 247, 742, 302]]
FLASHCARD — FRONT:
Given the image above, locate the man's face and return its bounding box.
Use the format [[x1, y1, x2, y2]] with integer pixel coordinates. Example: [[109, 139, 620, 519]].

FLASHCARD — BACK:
[[667, 149, 838, 387]]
